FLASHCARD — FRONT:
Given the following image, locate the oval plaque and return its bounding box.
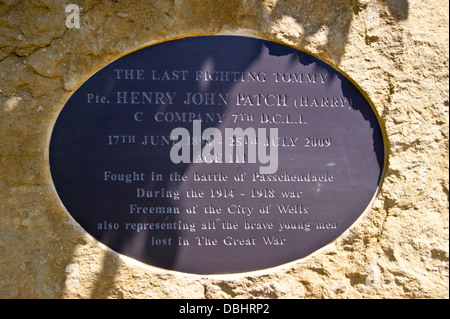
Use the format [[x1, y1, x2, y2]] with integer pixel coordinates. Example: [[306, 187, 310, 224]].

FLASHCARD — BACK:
[[50, 35, 385, 274]]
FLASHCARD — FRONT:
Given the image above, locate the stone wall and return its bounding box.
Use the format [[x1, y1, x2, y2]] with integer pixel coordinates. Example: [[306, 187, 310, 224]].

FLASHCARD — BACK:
[[0, 0, 448, 298]]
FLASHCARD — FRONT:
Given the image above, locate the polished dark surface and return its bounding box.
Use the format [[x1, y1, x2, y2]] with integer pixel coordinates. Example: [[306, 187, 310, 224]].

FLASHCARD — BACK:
[[50, 36, 385, 274]]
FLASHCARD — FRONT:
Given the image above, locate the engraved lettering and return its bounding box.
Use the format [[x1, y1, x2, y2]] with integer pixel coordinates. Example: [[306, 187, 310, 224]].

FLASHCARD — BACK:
[[114, 69, 145, 80], [236, 93, 288, 107], [103, 171, 145, 183], [183, 92, 228, 105], [195, 71, 266, 82], [116, 92, 176, 104], [50, 35, 385, 275], [151, 70, 189, 81], [272, 72, 328, 83]]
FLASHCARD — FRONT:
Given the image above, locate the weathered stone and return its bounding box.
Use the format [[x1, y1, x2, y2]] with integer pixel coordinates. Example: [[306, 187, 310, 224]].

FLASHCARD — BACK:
[[0, 0, 448, 299]]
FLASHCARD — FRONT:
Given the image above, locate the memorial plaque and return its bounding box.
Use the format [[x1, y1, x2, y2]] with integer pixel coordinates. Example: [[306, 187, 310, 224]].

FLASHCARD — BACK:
[[49, 35, 385, 274]]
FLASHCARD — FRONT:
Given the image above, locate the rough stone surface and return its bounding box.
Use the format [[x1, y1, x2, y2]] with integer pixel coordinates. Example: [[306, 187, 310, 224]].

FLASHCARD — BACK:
[[0, 0, 448, 299]]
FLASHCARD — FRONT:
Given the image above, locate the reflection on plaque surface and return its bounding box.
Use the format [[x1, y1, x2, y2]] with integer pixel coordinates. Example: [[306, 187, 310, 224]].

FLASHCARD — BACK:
[[50, 36, 385, 274]]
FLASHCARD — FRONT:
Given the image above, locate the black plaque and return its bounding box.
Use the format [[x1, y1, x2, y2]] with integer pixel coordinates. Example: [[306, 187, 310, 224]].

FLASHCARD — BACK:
[[50, 35, 385, 274]]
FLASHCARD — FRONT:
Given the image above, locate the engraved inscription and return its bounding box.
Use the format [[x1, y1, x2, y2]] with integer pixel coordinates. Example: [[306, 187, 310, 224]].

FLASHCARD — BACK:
[[50, 36, 384, 274]]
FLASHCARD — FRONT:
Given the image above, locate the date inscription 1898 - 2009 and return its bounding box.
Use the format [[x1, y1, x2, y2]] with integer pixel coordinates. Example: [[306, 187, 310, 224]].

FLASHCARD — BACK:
[[50, 36, 385, 274]]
